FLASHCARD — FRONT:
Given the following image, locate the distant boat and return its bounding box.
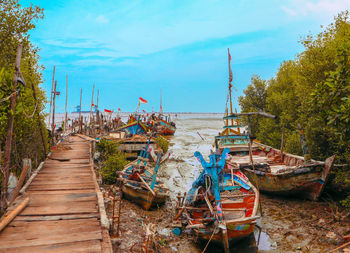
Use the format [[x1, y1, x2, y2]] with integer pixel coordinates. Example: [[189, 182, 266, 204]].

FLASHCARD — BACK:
[[152, 88, 176, 135], [173, 149, 259, 252], [115, 115, 150, 136]]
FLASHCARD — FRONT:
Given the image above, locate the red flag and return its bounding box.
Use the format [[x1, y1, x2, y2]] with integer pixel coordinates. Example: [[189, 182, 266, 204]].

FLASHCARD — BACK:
[[118, 108, 121, 111], [142, 110, 146, 113], [91, 103, 95, 106], [104, 109, 112, 113], [228, 48, 233, 85], [139, 97, 148, 104]]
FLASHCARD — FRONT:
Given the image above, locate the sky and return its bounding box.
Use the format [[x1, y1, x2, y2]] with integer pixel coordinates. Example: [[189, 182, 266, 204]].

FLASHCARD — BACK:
[[21, 0, 350, 113]]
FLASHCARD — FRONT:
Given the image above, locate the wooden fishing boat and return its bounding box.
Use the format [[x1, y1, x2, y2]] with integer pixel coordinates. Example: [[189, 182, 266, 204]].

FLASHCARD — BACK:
[[218, 112, 336, 201], [115, 116, 149, 136], [155, 118, 176, 135], [173, 149, 259, 252], [226, 141, 335, 201], [151, 89, 176, 135], [117, 141, 169, 210]]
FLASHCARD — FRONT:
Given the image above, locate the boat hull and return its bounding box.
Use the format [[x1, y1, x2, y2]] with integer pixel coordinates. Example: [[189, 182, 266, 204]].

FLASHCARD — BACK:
[[121, 183, 168, 210], [242, 155, 335, 200], [161, 127, 175, 135], [195, 222, 255, 244]]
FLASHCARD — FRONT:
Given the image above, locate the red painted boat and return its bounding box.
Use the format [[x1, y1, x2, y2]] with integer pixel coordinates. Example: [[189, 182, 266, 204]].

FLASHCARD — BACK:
[[173, 149, 259, 252]]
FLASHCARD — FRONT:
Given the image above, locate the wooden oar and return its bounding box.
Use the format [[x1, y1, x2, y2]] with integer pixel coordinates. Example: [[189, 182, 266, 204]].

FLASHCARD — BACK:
[[136, 173, 155, 196]]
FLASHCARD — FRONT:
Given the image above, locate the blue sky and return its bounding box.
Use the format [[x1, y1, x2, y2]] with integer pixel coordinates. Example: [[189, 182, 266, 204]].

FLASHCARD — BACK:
[[22, 0, 350, 113]]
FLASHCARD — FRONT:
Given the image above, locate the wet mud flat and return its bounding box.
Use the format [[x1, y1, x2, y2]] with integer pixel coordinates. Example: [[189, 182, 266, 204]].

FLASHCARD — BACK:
[[107, 194, 349, 252], [260, 194, 350, 252], [102, 115, 350, 252]]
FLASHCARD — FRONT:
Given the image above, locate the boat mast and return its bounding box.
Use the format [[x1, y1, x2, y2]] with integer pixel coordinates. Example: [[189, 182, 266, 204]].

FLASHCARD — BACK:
[[228, 49, 233, 121], [160, 88, 163, 115]]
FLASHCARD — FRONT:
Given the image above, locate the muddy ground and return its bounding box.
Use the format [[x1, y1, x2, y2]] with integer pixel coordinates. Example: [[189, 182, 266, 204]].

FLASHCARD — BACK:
[[101, 114, 350, 252]]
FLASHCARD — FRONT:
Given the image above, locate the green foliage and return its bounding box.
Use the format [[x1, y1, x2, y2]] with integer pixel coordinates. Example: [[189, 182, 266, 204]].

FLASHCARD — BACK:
[[96, 138, 120, 160], [238, 75, 268, 137], [0, 0, 47, 175], [100, 153, 128, 185], [238, 11, 350, 203], [156, 136, 169, 153], [97, 139, 127, 184]]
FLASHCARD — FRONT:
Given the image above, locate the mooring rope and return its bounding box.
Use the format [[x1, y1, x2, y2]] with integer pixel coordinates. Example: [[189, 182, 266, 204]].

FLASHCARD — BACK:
[[0, 90, 18, 103], [21, 99, 37, 118]]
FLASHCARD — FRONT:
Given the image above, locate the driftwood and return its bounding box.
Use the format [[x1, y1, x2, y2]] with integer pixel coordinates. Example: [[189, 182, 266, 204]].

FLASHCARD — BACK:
[[9, 159, 31, 205], [0, 197, 29, 232]]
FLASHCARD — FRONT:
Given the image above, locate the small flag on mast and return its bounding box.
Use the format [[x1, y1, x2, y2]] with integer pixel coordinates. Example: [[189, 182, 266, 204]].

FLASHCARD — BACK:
[[139, 97, 148, 104]]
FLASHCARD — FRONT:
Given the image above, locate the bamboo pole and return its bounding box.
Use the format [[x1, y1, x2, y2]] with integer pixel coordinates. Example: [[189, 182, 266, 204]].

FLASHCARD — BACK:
[[51, 80, 57, 145], [48, 66, 55, 128], [0, 197, 29, 232], [1, 44, 23, 211], [64, 74, 68, 132], [280, 126, 285, 162], [90, 84, 95, 125], [9, 159, 31, 205], [31, 79, 47, 155], [136, 173, 155, 196], [79, 88, 82, 133], [96, 89, 99, 111]]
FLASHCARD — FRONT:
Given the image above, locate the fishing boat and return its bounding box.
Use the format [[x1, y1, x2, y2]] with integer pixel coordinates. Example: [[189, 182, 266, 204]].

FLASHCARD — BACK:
[[214, 50, 335, 201], [173, 149, 260, 252], [117, 140, 169, 210], [153, 116, 176, 135], [150, 89, 176, 136], [115, 116, 150, 136], [219, 112, 336, 201]]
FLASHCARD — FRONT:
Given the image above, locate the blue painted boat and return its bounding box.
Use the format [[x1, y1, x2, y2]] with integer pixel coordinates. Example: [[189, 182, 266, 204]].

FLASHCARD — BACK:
[[117, 140, 169, 210], [175, 149, 260, 252]]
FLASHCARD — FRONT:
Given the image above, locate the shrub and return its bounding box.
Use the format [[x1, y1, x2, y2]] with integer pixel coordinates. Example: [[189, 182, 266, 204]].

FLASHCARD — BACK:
[[97, 138, 127, 184], [96, 138, 120, 160], [156, 136, 169, 153], [100, 152, 127, 184]]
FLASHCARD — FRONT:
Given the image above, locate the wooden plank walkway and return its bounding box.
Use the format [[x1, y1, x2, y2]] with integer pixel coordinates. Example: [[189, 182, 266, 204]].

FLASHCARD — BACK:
[[0, 136, 112, 253]]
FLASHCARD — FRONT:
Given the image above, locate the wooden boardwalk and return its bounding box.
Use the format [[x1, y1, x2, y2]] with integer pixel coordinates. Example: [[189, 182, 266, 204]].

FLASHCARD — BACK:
[[0, 136, 112, 253]]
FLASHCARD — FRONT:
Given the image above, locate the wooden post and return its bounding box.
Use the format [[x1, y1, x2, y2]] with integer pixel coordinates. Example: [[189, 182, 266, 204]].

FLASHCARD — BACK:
[[9, 159, 31, 205], [280, 126, 285, 162], [96, 89, 99, 134], [48, 66, 55, 128], [51, 80, 57, 145], [31, 81, 47, 155], [1, 44, 23, 211], [64, 74, 68, 132], [96, 89, 99, 111], [79, 88, 82, 133], [90, 84, 95, 125]]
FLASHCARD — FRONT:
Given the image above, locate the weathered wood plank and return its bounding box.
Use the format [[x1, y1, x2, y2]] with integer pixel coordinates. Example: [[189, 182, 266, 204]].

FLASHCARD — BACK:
[[0, 231, 102, 249], [14, 213, 100, 222], [0, 240, 102, 253], [0, 136, 111, 252]]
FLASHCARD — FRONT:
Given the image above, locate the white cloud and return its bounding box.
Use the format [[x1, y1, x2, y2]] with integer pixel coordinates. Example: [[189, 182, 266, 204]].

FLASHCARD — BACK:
[[96, 14, 109, 24], [281, 0, 350, 19]]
